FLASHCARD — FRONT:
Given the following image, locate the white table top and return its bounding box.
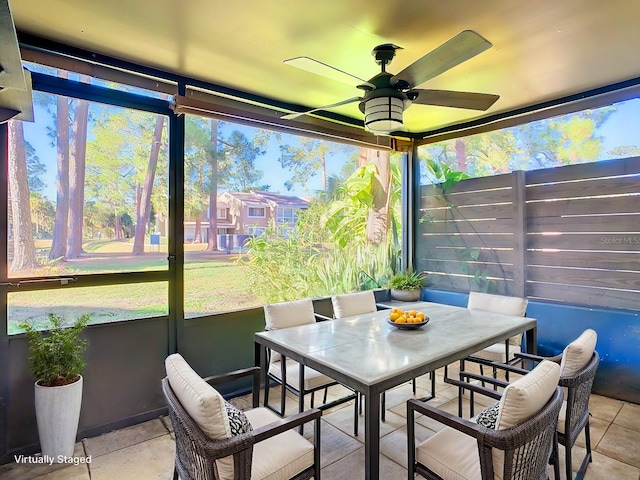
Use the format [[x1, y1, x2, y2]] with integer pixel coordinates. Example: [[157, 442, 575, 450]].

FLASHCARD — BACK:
[[255, 301, 536, 390]]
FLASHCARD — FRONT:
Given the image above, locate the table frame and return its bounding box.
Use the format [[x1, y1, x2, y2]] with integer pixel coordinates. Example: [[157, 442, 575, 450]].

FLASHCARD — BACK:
[[254, 302, 536, 480]]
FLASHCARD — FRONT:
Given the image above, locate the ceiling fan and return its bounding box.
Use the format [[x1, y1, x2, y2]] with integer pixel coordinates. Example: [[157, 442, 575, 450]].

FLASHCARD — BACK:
[[282, 30, 499, 134]]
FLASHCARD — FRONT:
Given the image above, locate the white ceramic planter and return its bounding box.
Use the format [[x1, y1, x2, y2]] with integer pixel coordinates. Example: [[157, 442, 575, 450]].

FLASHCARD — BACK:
[[390, 288, 421, 302], [34, 376, 83, 460]]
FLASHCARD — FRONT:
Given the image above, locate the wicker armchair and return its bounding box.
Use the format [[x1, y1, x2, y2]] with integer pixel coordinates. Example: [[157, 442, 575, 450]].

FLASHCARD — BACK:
[[408, 360, 563, 480], [163, 354, 321, 480], [454, 329, 599, 480]]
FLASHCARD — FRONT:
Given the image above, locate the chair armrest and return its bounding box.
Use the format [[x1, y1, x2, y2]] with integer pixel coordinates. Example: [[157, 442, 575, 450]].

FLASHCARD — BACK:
[[514, 352, 562, 364], [407, 399, 481, 438], [486, 362, 530, 376], [203, 366, 260, 386], [445, 375, 504, 401], [314, 313, 333, 322], [251, 408, 322, 443]]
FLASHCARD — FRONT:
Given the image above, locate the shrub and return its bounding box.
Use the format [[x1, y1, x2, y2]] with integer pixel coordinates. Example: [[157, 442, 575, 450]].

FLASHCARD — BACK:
[[20, 313, 90, 387], [388, 271, 425, 290]]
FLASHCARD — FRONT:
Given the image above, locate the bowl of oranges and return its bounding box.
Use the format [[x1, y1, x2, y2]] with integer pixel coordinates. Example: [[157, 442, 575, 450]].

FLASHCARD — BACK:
[[386, 308, 429, 330]]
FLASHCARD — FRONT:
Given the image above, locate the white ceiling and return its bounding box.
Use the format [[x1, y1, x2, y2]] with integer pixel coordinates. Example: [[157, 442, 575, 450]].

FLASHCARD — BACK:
[[11, 0, 640, 136]]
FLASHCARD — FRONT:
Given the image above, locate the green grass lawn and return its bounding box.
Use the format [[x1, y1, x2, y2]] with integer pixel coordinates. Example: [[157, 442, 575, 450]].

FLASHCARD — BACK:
[[7, 248, 261, 334]]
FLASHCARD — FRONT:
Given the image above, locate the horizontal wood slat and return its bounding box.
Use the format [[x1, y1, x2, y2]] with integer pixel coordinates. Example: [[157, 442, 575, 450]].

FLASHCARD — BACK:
[[420, 173, 513, 195], [528, 250, 640, 271], [419, 219, 514, 234], [526, 175, 640, 201], [422, 260, 514, 279], [528, 233, 640, 251], [427, 273, 511, 295], [526, 156, 640, 184], [527, 282, 639, 311], [527, 196, 638, 217], [528, 266, 640, 291], [419, 203, 516, 220], [420, 234, 515, 249], [418, 247, 514, 264], [528, 215, 640, 233]]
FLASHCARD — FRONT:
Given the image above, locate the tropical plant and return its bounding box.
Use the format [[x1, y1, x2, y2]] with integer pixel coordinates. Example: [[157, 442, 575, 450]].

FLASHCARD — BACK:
[[388, 270, 426, 290], [20, 314, 90, 387]]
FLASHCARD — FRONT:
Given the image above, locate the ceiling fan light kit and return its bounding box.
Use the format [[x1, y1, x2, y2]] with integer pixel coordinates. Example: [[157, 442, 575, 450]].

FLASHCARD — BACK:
[[363, 95, 404, 133], [283, 30, 498, 136]]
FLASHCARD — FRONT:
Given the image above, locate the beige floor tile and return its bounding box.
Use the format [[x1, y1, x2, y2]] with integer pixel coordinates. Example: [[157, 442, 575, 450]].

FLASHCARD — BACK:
[[584, 450, 640, 480], [83, 418, 169, 458], [380, 424, 436, 469], [574, 416, 610, 449], [89, 434, 175, 480], [613, 402, 640, 432], [595, 423, 640, 468], [303, 420, 362, 469], [589, 394, 624, 422], [35, 464, 90, 480], [0, 442, 87, 480], [320, 446, 407, 480], [322, 405, 406, 441]]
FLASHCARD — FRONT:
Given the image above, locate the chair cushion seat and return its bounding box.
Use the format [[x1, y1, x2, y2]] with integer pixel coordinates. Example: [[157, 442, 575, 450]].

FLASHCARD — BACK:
[[471, 343, 521, 363], [246, 407, 314, 480], [416, 426, 482, 480], [268, 358, 336, 391]]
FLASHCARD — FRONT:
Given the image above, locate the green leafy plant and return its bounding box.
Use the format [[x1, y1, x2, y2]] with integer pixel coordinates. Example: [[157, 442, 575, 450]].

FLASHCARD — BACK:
[[19, 314, 90, 387], [388, 270, 426, 290]]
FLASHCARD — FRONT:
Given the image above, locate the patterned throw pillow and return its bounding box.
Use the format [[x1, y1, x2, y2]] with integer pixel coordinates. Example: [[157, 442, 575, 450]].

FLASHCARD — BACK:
[[476, 402, 500, 429], [224, 400, 253, 436]]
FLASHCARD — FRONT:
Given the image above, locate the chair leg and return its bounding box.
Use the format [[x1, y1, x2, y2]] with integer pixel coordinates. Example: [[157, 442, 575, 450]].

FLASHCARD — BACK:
[[264, 375, 271, 407], [381, 392, 386, 422], [412, 378, 417, 394], [576, 421, 593, 479], [552, 432, 560, 480], [323, 386, 329, 403], [310, 390, 315, 408], [353, 394, 359, 436], [173, 466, 178, 480], [565, 439, 573, 480]]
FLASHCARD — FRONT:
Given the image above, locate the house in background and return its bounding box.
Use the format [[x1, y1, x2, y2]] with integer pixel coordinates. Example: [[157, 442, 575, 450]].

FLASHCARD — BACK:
[[182, 191, 310, 246]]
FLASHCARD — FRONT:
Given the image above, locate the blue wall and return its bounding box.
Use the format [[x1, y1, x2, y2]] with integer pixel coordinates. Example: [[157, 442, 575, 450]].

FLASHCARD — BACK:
[[422, 289, 640, 405]]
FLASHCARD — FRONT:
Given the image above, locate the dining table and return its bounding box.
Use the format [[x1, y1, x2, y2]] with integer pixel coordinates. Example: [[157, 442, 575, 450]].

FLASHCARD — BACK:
[[254, 300, 537, 480]]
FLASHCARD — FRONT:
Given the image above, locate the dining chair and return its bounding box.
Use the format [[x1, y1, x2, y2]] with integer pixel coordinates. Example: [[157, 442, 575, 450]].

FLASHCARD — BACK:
[[454, 328, 599, 480], [163, 353, 321, 480], [407, 359, 563, 480], [331, 291, 435, 426], [263, 298, 358, 433]]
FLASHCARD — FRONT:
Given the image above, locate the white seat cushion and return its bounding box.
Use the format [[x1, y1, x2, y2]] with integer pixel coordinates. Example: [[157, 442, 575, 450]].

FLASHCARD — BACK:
[[470, 343, 521, 363], [268, 358, 335, 391], [246, 408, 314, 480], [331, 290, 377, 318], [560, 329, 597, 376], [416, 426, 482, 480], [216, 407, 314, 480], [165, 353, 230, 440]]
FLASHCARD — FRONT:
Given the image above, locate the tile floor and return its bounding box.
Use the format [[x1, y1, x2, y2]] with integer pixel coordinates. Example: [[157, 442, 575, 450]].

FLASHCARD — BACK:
[[1, 367, 638, 480]]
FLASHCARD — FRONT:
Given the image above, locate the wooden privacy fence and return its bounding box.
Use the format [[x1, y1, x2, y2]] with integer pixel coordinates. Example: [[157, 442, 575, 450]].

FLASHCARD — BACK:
[[415, 156, 640, 311]]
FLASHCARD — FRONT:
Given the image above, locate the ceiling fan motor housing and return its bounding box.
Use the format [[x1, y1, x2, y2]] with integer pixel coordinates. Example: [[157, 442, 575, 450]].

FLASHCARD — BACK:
[[359, 72, 408, 133]]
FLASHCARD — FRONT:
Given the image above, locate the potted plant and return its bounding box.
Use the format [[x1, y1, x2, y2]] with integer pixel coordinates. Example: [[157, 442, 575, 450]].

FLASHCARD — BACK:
[[388, 270, 426, 302], [20, 313, 90, 460]]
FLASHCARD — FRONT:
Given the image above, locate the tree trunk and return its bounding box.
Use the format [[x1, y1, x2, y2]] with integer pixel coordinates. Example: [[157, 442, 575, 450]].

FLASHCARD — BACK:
[[133, 115, 164, 255], [455, 139, 467, 172], [194, 216, 202, 243], [8, 121, 38, 271], [67, 90, 89, 259], [207, 119, 219, 251], [114, 211, 122, 239], [49, 74, 70, 260], [362, 148, 391, 245]]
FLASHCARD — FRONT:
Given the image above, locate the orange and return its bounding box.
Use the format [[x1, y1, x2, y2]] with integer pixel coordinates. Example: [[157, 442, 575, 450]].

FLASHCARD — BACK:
[[416, 312, 425, 321], [396, 316, 407, 324], [389, 312, 399, 321], [408, 310, 417, 317]]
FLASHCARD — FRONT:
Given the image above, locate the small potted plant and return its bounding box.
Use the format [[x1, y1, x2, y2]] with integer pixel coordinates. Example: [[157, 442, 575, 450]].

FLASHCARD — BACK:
[[388, 270, 426, 302], [20, 313, 90, 460]]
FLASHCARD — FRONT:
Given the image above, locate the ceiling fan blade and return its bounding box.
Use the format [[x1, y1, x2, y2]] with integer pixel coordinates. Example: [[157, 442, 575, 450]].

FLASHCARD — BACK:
[[410, 89, 499, 111], [284, 56, 375, 88], [391, 30, 492, 88], [282, 96, 363, 120]]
